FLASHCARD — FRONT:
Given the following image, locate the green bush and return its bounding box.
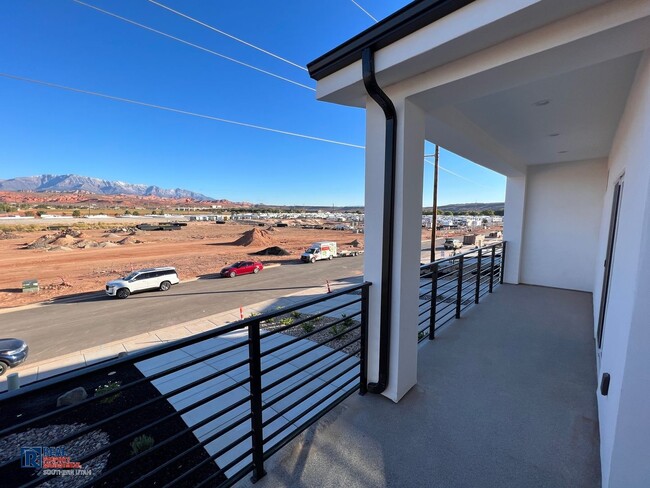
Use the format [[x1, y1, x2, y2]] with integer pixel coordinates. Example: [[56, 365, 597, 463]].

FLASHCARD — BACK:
[[279, 317, 294, 326], [130, 434, 155, 456], [342, 314, 354, 328], [301, 321, 315, 333], [94, 380, 122, 404]]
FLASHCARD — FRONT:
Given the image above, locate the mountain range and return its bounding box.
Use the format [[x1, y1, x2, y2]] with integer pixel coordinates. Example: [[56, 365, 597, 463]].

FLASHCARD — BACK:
[[0, 174, 212, 201]]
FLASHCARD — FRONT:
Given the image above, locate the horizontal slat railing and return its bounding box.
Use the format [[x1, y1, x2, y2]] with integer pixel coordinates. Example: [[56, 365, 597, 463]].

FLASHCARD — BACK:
[[0, 282, 371, 487], [418, 242, 505, 342]]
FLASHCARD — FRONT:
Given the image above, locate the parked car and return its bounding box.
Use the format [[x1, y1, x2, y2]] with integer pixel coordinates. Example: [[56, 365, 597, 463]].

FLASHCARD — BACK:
[[106, 267, 180, 299], [443, 238, 463, 250], [0, 338, 29, 376], [220, 261, 264, 278]]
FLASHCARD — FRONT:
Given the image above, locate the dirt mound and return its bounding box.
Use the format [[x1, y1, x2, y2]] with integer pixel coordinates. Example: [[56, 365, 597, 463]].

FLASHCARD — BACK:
[[348, 239, 361, 248], [103, 233, 120, 239], [50, 235, 77, 247], [47, 246, 73, 252], [118, 236, 143, 245], [233, 228, 276, 247], [75, 239, 100, 249], [98, 242, 120, 248], [0, 230, 17, 240], [25, 234, 55, 249], [252, 246, 290, 256]]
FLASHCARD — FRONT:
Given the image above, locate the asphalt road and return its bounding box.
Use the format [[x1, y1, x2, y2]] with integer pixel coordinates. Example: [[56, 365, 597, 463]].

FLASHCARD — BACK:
[[0, 257, 364, 363]]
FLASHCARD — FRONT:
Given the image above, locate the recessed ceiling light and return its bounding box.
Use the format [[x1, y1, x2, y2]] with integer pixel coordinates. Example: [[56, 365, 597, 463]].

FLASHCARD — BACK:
[[558, 150, 568, 154], [534, 99, 550, 106], [548, 133, 560, 137]]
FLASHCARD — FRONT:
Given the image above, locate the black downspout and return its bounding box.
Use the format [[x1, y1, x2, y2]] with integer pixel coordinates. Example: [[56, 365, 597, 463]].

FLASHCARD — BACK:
[[362, 47, 396, 395]]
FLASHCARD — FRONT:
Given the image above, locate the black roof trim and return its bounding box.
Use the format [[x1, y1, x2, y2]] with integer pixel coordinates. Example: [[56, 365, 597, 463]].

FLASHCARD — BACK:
[[308, 0, 475, 81]]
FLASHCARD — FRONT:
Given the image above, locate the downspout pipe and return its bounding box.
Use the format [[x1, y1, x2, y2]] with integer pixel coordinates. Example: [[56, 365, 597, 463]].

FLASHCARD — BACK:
[[362, 47, 396, 395]]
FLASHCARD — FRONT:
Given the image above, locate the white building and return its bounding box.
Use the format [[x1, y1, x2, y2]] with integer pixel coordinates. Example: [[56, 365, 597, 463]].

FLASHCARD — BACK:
[[308, 1, 650, 486]]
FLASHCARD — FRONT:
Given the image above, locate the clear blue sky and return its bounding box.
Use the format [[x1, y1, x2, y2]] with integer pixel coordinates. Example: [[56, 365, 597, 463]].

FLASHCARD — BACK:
[[0, 0, 505, 206]]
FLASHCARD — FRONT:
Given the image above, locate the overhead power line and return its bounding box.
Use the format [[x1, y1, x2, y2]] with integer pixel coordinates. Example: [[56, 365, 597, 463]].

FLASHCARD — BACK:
[[147, 0, 307, 72], [0, 72, 363, 149], [72, 0, 315, 92], [350, 0, 378, 23], [425, 158, 491, 188]]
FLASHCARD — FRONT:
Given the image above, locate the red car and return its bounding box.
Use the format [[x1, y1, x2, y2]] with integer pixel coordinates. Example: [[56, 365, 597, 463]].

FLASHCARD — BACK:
[[220, 261, 264, 278]]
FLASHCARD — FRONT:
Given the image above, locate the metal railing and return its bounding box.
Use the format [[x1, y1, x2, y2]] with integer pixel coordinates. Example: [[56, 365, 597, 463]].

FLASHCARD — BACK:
[[418, 242, 505, 342], [0, 282, 371, 487]]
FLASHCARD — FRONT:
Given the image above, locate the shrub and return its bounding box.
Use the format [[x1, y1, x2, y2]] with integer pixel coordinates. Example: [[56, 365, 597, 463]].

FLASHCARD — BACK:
[[291, 311, 301, 319], [342, 313, 354, 328], [330, 322, 347, 337], [94, 380, 122, 404], [72, 210, 81, 217], [301, 321, 315, 333], [279, 317, 294, 326], [130, 434, 155, 456]]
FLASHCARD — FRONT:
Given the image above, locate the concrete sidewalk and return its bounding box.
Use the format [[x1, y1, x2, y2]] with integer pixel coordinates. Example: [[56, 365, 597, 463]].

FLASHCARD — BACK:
[[0, 279, 359, 393]]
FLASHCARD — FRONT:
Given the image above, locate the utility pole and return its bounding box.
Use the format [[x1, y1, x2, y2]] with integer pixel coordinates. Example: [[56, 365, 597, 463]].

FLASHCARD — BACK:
[[430, 145, 439, 263]]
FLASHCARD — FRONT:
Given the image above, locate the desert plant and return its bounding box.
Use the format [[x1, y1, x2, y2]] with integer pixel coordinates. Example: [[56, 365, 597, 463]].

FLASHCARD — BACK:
[[279, 317, 294, 326], [94, 380, 122, 404], [249, 312, 260, 318], [301, 321, 315, 333], [130, 434, 155, 456], [291, 311, 301, 319], [341, 313, 354, 328], [330, 322, 347, 337]]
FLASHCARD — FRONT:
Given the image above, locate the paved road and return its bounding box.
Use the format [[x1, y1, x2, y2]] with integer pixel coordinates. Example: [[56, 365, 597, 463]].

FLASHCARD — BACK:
[[0, 257, 364, 363]]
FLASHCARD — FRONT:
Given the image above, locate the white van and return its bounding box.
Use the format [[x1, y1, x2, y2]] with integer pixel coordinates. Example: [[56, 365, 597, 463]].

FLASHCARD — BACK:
[[301, 242, 337, 263], [106, 267, 180, 299]]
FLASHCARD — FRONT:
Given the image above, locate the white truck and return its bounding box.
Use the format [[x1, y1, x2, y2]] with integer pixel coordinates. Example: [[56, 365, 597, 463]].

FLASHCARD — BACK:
[[301, 241, 337, 263]]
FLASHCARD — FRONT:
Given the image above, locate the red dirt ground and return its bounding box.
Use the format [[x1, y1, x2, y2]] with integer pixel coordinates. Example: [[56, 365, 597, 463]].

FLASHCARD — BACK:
[[0, 222, 365, 309]]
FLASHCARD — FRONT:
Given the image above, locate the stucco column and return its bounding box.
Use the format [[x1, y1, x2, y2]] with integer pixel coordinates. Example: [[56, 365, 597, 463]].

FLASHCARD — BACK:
[[364, 97, 425, 402], [503, 174, 527, 284]]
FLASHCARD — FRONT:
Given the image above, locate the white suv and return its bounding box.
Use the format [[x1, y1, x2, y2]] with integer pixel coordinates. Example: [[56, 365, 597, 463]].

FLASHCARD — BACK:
[[106, 267, 180, 299]]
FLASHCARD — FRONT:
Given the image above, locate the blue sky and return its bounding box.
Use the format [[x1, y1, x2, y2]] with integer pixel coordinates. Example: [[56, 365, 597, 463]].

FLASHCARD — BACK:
[[0, 0, 505, 206]]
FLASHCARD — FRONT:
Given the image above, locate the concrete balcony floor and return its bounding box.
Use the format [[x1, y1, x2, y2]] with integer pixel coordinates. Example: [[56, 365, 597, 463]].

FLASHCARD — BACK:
[[252, 284, 601, 488]]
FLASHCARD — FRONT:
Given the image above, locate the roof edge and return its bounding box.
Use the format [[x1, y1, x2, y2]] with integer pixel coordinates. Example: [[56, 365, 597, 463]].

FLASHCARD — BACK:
[[307, 0, 476, 81]]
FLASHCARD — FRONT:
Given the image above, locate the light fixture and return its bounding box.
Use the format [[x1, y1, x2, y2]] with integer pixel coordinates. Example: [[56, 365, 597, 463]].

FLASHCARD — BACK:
[[548, 133, 560, 137], [558, 150, 568, 154], [533, 99, 550, 106]]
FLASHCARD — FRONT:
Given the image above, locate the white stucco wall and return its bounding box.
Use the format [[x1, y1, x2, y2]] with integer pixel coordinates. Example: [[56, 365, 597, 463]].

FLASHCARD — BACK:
[[595, 50, 650, 488], [519, 159, 607, 292]]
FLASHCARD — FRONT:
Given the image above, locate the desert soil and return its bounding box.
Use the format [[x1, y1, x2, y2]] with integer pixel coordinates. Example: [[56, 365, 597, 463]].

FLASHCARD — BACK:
[[0, 222, 366, 309]]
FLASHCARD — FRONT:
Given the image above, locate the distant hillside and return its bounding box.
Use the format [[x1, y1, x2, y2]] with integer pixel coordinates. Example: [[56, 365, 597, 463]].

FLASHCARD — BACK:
[[0, 174, 213, 201], [424, 202, 504, 214]]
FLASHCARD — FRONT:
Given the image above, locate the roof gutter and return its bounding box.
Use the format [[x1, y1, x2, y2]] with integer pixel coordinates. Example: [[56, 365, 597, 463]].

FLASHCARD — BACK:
[[362, 48, 395, 395], [308, 0, 475, 81]]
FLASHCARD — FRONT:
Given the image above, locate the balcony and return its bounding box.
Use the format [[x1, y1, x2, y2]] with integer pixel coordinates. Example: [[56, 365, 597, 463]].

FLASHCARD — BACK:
[[0, 243, 600, 487], [254, 284, 601, 487]]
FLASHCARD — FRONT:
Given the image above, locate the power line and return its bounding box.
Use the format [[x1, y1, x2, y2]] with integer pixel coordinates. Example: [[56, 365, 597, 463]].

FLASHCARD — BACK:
[[72, 0, 315, 92], [0, 72, 363, 149], [147, 0, 307, 72], [350, 0, 378, 23], [424, 158, 491, 188]]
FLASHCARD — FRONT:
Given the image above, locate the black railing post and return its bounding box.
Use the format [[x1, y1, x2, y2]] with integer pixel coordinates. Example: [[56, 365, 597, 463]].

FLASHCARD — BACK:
[[455, 255, 464, 319], [475, 248, 482, 304], [248, 320, 267, 482], [359, 284, 369, 395], [429, 263, 438, 340], [489, 245, 496, 293], [500, 241, 507, 284]]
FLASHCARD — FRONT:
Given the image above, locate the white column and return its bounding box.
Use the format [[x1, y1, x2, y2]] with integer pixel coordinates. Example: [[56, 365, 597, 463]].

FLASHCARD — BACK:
[[503, 174, 527, 284], [364, 97, 425, 403]]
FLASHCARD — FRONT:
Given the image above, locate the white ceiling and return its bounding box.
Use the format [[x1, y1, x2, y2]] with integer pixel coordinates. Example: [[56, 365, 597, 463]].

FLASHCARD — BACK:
[[454, 52, 642, 166]]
